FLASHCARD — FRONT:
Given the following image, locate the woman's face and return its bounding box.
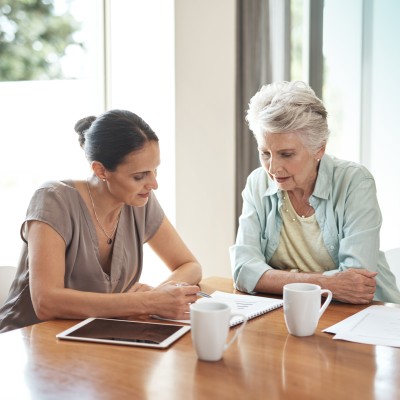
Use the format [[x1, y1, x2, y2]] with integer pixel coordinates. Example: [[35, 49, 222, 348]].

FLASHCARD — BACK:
[[257, 132, 324, 192], [105, 140, 160, 207]]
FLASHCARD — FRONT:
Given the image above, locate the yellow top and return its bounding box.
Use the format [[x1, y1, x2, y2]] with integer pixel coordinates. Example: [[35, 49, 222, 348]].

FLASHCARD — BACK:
[[269, 191, 335, 272]]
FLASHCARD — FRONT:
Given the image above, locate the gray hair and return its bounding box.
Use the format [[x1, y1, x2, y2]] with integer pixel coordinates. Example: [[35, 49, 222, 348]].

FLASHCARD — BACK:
[[246, 81, 329, 153]]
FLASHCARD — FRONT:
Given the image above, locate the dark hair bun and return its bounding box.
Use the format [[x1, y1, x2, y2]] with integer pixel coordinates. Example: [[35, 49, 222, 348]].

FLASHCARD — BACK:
[[74, 116, 96, 148]]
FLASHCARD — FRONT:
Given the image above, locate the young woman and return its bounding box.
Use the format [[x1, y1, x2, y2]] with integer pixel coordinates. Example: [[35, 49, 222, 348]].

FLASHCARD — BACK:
[[0, 110, 201, 332]]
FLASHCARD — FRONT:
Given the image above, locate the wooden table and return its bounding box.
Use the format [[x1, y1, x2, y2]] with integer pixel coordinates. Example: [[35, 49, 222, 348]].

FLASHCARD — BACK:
[[0, 277, 399, 400]]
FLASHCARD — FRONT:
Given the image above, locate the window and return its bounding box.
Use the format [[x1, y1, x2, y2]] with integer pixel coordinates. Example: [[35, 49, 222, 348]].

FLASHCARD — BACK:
[[291, 0, 400, 250], [323, 0, 400, 249], [108, 0, 175, 284], [0, 0, 104, 266], [0, 0, 175, 285]]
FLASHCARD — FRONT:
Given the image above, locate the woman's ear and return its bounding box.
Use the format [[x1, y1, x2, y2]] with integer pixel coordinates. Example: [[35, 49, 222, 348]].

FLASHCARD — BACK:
[[91, 161, 107, 181], [316, 145, 326, 162]]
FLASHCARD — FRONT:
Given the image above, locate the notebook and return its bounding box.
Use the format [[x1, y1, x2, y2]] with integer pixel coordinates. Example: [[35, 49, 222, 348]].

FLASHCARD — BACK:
[[204, 291, 283, 326], [153, 291, 283, 327]]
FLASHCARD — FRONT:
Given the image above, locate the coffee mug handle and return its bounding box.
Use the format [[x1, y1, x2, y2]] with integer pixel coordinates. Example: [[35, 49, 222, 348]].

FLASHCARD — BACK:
[[318, 289, 333, 319], [224, 313, 248, 351]]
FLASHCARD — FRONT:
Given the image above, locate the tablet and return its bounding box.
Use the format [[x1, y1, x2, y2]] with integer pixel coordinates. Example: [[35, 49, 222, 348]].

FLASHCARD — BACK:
[[56, 317, 191, 349]]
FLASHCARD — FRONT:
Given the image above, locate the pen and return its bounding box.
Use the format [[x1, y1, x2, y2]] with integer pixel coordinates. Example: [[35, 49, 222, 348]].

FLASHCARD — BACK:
[[175, 283, 212, 298], [197, 291, 212, 298]]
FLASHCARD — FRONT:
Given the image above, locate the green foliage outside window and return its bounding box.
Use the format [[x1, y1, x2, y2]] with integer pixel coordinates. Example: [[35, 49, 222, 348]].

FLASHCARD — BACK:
[[0, 0, 81, 81]]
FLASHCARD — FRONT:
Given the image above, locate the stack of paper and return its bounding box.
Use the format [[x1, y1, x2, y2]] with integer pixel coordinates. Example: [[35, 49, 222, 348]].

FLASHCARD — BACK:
[[323, 305, 400, 347]]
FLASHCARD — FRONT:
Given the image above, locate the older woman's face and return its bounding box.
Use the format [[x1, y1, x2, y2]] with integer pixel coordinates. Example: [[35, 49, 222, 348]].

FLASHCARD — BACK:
[[257, 132, 323, 192]]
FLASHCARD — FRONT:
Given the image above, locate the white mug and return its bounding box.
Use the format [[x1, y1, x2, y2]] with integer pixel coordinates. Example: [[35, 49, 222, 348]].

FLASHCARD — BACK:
[[190, 301, 247, 362], [283, 283, 332, 337]]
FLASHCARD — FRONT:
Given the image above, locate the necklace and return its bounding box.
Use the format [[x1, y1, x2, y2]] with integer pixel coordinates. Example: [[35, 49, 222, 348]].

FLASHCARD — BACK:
[[300, 203, 313, 218], [86, 179, 121, 245], [283, 191, 313, 221]]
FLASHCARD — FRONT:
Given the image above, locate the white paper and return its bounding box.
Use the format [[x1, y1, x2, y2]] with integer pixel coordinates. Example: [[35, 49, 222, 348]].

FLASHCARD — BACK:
[[324, 305, 400, 347], [323, 306, 372, 334]]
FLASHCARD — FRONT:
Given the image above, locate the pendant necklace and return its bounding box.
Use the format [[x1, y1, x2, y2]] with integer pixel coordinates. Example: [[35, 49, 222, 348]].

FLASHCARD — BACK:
[[283, 191, 313, 221], [86, 179, 121, 245], [300, 202, 313, 218]]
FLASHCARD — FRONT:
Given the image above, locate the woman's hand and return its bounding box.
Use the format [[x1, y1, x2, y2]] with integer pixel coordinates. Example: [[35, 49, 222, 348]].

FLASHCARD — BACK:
[[144, 281, 200, 320], [324, 268, 377, 304]]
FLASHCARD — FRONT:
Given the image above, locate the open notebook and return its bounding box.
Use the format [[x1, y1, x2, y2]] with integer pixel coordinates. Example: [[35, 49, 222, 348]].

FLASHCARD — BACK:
[[153, 291, 283, 327]]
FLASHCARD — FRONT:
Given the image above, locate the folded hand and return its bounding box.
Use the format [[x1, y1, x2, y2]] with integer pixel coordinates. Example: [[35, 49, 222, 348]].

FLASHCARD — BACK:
[[326, 268, 377, 304]]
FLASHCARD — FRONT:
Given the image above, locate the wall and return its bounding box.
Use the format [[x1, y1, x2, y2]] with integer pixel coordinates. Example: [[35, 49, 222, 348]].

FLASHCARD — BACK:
[[175, 0, 236, 278]]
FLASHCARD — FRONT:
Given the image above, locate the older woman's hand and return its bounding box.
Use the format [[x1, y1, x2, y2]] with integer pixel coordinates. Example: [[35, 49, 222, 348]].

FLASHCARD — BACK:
[[325, 268, 377, 304]]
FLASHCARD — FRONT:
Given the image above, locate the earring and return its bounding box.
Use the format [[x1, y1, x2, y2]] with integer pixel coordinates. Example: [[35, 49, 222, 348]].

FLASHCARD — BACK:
[[316, 159, 320, 162], [102, 178, 106, 182]]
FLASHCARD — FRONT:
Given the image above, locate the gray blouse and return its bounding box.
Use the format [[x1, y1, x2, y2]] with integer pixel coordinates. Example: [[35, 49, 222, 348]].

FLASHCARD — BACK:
[[0, 180, 164, 333]]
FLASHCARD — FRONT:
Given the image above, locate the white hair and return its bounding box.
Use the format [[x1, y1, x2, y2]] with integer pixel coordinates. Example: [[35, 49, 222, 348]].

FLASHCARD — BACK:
[[246, 81, 329, 153]]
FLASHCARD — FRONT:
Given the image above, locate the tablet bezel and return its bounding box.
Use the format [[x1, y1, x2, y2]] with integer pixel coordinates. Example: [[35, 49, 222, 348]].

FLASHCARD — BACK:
[[56, 317, 191, 349]]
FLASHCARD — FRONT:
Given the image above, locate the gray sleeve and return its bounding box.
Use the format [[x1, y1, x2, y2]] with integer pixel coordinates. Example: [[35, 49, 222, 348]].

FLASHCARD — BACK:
[[20, 185, 74, 246]]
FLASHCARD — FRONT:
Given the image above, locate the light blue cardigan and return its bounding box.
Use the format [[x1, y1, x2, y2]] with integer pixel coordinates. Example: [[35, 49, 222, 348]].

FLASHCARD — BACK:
[[230, 154, 400, 303]]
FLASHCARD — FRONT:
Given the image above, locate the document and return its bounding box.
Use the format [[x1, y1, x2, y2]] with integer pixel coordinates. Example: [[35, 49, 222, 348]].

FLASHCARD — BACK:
[[324, 305, 400, 347]]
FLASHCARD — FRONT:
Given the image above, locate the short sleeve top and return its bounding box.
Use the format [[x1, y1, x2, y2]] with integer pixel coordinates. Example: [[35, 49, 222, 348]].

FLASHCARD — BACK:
[[0, 180, 164, 333]]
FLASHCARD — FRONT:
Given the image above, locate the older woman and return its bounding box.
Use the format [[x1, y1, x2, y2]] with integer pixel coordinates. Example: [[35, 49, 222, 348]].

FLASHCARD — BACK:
[[230, 81, 400, 304], [0, 109, 201, 333]]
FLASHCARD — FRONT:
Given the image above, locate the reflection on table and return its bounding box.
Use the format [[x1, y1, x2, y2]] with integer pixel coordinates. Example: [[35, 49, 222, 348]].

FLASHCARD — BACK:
[[0, 276, 399, 400]]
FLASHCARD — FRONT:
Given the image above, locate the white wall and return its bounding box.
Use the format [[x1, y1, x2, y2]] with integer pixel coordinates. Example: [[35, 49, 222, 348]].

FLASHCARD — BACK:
[[175, 0, 236, 278]]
